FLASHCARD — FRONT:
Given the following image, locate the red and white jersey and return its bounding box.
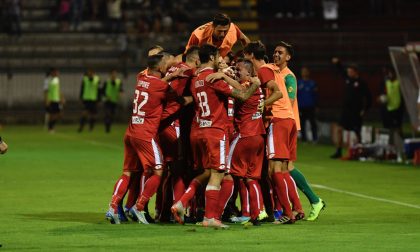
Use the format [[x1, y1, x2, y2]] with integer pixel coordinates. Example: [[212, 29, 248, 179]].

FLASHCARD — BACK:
[[161, 62, 194, 126], [191, 67, 233, 131], [125, 74, 169, 142], [234, 81, 266, 137]]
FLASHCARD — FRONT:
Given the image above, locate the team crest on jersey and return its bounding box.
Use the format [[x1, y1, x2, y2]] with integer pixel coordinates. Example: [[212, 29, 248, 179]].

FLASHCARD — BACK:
[[288, 86, 294, 93]]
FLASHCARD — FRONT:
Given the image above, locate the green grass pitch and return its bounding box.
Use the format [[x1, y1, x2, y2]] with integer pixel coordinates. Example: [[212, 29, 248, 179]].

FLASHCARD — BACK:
[[1, 125, 420, 251]]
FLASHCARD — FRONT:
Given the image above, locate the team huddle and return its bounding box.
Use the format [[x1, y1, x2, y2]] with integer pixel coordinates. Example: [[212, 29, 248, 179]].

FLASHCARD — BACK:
[[105, 13, 325, 228]]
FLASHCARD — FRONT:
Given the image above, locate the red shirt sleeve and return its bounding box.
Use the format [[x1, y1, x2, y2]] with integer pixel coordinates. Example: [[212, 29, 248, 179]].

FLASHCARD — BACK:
[[211, 80, 233, 97], [258, 67, 275, 88]]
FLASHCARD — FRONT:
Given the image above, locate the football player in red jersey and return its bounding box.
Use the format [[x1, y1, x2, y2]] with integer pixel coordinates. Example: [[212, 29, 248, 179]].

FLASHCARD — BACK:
[[155, 46, 200, 221], [105, 53, 188, 224], [171, 44, 261, 228]]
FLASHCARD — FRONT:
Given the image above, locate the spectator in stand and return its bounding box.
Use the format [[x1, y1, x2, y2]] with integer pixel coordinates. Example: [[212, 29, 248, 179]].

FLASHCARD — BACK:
[[297, 66, 318, 142], [58, 0, 72, 32], [5, 0, 22, 37], [70, 0, 84, 31], [106, 0, 124, 38], [171, 3, 190, 34]]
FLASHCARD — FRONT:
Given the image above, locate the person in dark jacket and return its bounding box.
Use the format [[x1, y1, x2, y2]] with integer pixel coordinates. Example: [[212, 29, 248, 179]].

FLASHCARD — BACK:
[[330, 57, 372, 159]]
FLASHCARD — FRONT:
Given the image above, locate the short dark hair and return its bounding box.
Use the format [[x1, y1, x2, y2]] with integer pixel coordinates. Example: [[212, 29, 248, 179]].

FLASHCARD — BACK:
[[236, 58, 255, 76], [199, 44, 218, 64], [276, 41, 294, 58], [212, 13, 231, 27], [185, 46, 200, 62], [147, 54, 164, 70], [243, 41, 266, 60]]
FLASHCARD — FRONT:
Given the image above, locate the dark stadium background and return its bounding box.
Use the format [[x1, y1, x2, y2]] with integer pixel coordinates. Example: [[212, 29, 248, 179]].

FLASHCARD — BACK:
[[1, 0, 419, 124]]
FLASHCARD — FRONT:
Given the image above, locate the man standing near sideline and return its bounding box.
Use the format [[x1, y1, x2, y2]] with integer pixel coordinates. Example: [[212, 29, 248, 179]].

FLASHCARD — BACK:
[[44, 68, 64, 133], [273, 42, 325, 221], [102, 69, 123, 133], [78, 68, 101, 132]]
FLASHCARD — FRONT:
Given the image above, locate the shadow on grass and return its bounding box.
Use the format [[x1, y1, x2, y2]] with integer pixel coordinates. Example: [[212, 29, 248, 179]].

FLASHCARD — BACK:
[[20, 212, 105, 224]]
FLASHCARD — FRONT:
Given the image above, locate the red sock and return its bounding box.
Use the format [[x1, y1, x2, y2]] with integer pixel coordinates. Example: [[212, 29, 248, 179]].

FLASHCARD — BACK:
[[172, 176, 185, 203], [204, 187, 220, 219], [255, 182, 264, 211], [272, 172, 293, 218], [247, 180, 262, 220], [284, 172, 303, 213], [268, 181, 275, 212], [179, 179, 201, 208], [136, 174, 161, 211], [138, 172, 150, 199], [216, 179, 234, 219], [271, 180, 283, 211], [125, 173, 140, 209], [239, 179, 250, 217], [110, 174, 130, 212]]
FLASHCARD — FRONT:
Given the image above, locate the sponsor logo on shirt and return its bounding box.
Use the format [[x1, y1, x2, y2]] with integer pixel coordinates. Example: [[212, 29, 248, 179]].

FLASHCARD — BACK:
[[252, 112, 262, 120], [132, 116, 144, 124], [199, 119, 212, 128], [195, 80, 205, 88]]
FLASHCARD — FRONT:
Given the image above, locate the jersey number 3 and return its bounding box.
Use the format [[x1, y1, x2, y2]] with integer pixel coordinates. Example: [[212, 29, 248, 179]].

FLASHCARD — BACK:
[[133, 90, 148, 116]]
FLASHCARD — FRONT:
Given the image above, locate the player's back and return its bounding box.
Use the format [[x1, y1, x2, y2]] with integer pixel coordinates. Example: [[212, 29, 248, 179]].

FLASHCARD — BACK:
[[235, 81, 265, 137], [126, 74, 168, 141], [191, 67, 232, 132]]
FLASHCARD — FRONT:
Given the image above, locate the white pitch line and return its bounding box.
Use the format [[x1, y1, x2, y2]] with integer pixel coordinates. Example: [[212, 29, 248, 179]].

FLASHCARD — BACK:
[[54, 133, 121, 150], [312, 184, 420, 210]]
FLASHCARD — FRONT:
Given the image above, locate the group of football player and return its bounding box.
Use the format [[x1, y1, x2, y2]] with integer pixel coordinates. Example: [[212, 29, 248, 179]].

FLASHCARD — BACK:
[[105, 13, 326, 228]]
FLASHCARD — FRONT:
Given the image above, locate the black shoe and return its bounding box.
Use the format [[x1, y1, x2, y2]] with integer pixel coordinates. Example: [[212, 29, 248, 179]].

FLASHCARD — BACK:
[[250, 218, 261, 226], [260, 213, 275, 223], [144, 211, 155, 223], [330, 152, 342, 159]]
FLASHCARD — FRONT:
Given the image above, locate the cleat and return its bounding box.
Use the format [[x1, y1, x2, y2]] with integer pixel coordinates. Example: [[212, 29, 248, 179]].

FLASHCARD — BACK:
[[250, 218, 261, 226], [306, 199, 326, 221], [171, 201, 185, 225], [273, 209, 283, 221], [117, 204, 128, 222], [294, 212, 305, 221], [106, 207, 120, 224], [126, 207, 138, 222], [145, 211, 155, 223], [278, 215, 295, 224], [202, 218, 229, 229], [258, 209, 269, 221], [129, 206, 149, 224], [230, 216, 251, 224]]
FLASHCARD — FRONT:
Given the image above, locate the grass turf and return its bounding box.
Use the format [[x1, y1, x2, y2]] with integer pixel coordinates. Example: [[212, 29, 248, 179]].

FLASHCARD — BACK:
[[1, 124, 420, 251]]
